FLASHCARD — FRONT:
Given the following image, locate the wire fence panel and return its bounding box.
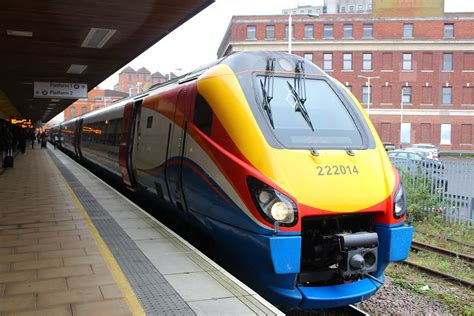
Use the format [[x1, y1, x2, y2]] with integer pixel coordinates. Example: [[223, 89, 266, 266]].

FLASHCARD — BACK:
[[391, 158, 474, 226]]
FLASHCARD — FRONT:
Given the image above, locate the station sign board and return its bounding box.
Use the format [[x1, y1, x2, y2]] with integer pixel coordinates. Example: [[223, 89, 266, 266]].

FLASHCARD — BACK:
[[9, 118, 33, 129], [34, 82, 88, 99]]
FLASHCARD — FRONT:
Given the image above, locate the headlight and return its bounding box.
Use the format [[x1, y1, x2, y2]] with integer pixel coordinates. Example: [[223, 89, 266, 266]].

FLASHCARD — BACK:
[[270, 200, 294, 223], [247, 177, 298, 226], [393, 184, 406, 219]]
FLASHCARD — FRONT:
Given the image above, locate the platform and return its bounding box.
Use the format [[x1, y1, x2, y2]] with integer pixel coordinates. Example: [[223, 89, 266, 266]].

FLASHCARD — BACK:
[[0, 146, 282, 315]]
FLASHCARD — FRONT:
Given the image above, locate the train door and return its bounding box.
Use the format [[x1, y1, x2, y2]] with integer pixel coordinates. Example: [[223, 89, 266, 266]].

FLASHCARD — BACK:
[[165, 88, 191, 212], [74, 119, 83, 158], [119, 100, 142, 187]]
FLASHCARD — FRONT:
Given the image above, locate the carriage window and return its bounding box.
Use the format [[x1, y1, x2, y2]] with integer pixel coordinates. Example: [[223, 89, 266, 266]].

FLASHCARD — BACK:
[[194, 94, 213, 136], [146, 116, 153, 128]]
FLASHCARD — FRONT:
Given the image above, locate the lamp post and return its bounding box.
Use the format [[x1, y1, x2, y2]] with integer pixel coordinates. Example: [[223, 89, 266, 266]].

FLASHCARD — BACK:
[[400, 88, 404, 145], [357, 75, 379, 116], [288, 11, 319, 54], [136, 82, 142, 94]]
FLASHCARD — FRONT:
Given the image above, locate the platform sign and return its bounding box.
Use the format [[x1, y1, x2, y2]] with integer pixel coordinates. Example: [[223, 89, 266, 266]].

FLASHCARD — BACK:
[[34, 82, 88, 99]]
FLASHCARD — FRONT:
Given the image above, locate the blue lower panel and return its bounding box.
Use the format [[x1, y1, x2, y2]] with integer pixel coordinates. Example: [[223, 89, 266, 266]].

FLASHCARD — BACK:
[[196, 215, 414, 309], [298, 277, 383, 309], [375, 224, 414, 262], [269, 236, 301, 274]]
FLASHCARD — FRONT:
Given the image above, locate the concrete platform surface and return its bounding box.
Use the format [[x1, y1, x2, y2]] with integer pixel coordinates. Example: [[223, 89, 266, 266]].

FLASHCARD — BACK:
[[0, 145, 282, 316]]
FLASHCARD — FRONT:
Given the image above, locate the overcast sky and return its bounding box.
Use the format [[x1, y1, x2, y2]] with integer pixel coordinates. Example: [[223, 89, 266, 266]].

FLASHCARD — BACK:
[[98, 0, 474, 90]]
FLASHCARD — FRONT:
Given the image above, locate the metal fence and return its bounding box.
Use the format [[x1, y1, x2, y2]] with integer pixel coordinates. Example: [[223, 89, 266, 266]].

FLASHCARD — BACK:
[[391, 158, 474, 226]]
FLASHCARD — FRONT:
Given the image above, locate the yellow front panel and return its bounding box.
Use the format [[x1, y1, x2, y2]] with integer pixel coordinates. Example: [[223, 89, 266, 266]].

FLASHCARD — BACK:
[[197, 65, 395, 213]]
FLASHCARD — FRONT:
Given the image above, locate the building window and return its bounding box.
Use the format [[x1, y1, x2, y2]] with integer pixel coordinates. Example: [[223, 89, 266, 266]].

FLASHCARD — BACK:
[[400, 123, 411, 144], [284, 25, 295, 39], [362, 86, 370, 103], [421, 123, 432, 143], [368, 4, 373, 9], [363, 24, 373, 38], [362, 53, 372, 70], [70, 107, 75, 119], [304, 53, 313, 62], [440, 124, 451, 145], [402, 86, 412, 104], [341, 6, 346, 12], [349, 5, 355, 12], [247, 25, 256, 40], [444, 23, 454, 38], [402, 53, 412, 70], [343, 53, 352, 70], [382, 85, 392, 103], [304, 25, 314, 38], [81, 106, 87, 114], [462, 86, 474, 104], [358, 5, 363, 11], [265, 25, 275, 39], [422, 53, 433, 70], [382, 53, 392, 70], [442, 86, 452, 104], [403, 23, 413, 38], [443, 53, 453, 71], [380, 122, 391, 142], [422, 86, 432, 104], [461, 124, 472, 144], [323, 24, 333, 38], [343, 24, 353, 38], [346, 85, 352, 92], [323, 53, 332, 70], [464, 53, 474, 70]]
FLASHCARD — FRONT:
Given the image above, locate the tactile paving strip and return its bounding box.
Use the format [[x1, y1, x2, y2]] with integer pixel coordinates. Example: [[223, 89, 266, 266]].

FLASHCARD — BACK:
[[48, 151, 195, 316]]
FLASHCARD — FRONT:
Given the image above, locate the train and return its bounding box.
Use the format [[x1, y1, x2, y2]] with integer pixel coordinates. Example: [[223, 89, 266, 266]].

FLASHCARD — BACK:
[[50, 51, 413, 309]]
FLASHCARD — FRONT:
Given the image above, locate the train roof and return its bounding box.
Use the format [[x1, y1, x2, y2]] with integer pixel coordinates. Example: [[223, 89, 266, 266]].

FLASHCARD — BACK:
[[55, 51, 326, 126], [220, 51, 326, 76]]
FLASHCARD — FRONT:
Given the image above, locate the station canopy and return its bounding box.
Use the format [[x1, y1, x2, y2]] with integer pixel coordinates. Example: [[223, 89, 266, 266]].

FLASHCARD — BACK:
[[0, 0, 213, 122]]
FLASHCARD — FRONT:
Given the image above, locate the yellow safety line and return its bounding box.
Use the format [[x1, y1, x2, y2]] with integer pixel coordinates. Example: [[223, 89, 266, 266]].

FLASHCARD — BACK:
[[47, 153, 145, 316]]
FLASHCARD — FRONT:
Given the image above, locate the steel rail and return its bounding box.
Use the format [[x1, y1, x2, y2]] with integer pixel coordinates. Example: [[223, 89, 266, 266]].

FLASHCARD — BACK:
[[411, 240, 474, 264], [399, 260, 474, 289], [416, 231, 474, 249]]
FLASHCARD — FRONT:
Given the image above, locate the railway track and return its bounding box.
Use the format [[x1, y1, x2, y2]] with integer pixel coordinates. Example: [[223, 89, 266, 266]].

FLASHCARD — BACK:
[[411, 240, 474, 265], [402, 239, 474, 289], [399, 260, 474, 289], [416, 231, 474, 249]]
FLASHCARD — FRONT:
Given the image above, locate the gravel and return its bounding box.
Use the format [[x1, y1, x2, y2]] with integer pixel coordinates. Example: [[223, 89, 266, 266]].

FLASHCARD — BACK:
[[356, 276, 452, 315]]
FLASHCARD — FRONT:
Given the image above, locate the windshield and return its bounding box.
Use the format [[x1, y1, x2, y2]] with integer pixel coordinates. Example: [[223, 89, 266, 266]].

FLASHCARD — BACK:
[[256, 75, 363, 149]]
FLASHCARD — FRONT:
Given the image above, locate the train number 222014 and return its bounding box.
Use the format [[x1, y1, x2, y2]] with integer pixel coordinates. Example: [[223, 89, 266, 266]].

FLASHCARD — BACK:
[[316, 165, 359, 176]]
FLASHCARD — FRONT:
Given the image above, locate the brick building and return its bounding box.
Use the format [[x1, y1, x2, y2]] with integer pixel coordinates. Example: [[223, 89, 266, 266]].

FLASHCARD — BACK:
[[63, 67, 179, 121], [63, 88, 128, 121], [217, 10, 474, 151], [113, 66, 176, 95]]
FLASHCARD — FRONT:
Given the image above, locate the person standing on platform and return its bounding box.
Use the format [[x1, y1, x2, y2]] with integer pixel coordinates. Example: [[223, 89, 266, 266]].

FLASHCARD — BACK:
[[29, 130, 35, 149], [18, 129, 26, 154], [40, 131, 47, 149]]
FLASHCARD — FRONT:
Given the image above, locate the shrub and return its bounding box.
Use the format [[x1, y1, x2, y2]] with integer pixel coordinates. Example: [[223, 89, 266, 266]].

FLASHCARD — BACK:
[[398, 168, 439, 222]]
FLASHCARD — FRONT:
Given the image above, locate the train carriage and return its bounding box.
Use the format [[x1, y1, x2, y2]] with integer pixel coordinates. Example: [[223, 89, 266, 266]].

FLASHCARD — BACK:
[[53, 51, 413, 309]]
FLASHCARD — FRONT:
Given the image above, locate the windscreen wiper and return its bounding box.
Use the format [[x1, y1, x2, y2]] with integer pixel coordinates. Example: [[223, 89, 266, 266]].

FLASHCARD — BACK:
[[287, 60, 314, 131], [287, 81, 314, 131], [259, 58, 276, 128]]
